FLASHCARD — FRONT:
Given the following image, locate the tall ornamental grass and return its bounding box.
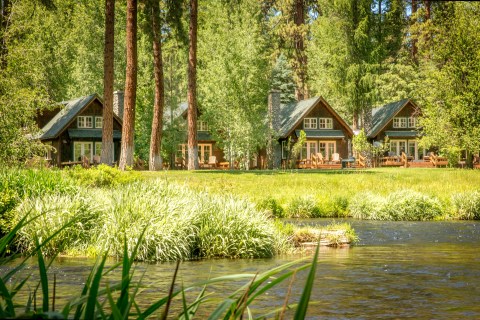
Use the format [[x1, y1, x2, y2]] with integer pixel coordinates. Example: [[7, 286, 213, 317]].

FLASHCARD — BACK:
[[14, 180, 283, 261], [452, 191, 480, 219], [349, 189, 443, 221]]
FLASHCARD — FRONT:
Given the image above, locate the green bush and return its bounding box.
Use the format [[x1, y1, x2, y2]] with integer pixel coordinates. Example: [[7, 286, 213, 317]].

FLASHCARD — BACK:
[[452, 191, 480, 219], [349, 190, 443, 221], [285, 196, 320, 218], [65, 164, 140, 188], [316, 195, 349, 218], [256, 197, 285, 218], [0, 188, 18, 236]]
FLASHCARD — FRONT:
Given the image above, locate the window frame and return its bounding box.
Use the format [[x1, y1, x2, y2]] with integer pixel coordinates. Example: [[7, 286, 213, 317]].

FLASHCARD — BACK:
[[95, 116, 103, 129], [318, 118, 333, 129], [393, 117, 407, 128], [197, 120, 209, 132], [303, 118, 317, 130], [78, 116, 93, 128]]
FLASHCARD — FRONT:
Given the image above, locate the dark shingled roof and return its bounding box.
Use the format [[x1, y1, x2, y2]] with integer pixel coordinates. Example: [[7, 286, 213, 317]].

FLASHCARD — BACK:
[[278, 97, 320, 137], [384, 130, 418, 138], [368, 99, 409, 138], [68, 129, 122, 139], [278, 97, 353, 139], [40, 94, 98, 140], [295, 129, 346, 139], [39, 94, 122, 140]]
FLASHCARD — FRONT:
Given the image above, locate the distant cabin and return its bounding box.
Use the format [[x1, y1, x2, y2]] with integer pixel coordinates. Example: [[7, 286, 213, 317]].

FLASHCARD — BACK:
[[367, 99, 425, 160], [36, 93, 123, 166], [272, 94, 354, 168]]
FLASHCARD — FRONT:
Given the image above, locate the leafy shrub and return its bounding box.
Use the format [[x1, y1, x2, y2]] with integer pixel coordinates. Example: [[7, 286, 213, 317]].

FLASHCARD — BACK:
[[452, 191, 480, 219], [0, 168, 77, 198], [256, 197, 285, 218], [285, 196, 320, 218], [0, 188, 18, 236], [316, 196, 349, 218], [65, 164, 139, 188], [349, 190, 443, 221]]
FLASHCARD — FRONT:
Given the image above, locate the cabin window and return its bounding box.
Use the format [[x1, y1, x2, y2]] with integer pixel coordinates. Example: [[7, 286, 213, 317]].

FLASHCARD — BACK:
[[94, 142, 114, 159], [408, 117, 417, 128], [95, 116, 103, 128], [198, 121, 209, 131], [303, 118, 317, 129], [393, 117, 407, 128], [74, 142, 93, 161], [198, 144, 212, 163], [78, 116, 93, 128], [319, 141, 336, 159], [319, 118, 333, 129], [281, 140, 289, 159], [44, 141, 53, 160]]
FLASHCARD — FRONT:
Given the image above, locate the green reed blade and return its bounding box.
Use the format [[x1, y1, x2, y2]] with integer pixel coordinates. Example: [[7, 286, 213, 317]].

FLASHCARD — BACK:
[[84, 252, 108, 320], [294, 241, 320, 319]]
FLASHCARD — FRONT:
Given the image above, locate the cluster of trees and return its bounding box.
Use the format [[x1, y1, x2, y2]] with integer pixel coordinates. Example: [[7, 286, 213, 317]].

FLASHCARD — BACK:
[[1, 0, 479, 168]]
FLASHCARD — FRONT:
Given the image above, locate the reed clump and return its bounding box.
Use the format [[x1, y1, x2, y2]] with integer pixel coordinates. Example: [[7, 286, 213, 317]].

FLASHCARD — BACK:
[[349, 189, 443, 220], [14, 180, 282, 261]]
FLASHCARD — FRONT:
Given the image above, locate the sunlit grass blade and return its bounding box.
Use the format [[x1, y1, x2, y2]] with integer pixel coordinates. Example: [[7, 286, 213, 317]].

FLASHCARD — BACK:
[[178, 285, 208, 320], [0, 278, 15, 317], [294, 241, 320, 319], [105, 283, 123, 320], [160, 260, 181, 320], [84, 252, 108, 320], [207, 299, 236, 320], [34, 236, 49, 312]]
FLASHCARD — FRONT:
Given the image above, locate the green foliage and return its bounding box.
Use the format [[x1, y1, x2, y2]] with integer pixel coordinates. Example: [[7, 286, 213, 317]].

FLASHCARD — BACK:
[[316, 195, 350, 218], [350, 189, 443, 221], [65, 164, 140, 188], [271, 53, 296, 103], [256, 197, 285, 218], [452, 191, 480, 220], [198, 0, 270, 167], [285, 196, 319, 218]]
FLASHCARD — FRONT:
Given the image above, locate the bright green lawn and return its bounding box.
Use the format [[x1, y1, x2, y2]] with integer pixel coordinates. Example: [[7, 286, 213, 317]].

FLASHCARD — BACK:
[[141, 168, 478, 207]]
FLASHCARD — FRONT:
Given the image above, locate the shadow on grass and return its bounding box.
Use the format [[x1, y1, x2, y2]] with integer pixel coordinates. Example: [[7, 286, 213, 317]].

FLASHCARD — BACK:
[[190, 169, 378, 176]]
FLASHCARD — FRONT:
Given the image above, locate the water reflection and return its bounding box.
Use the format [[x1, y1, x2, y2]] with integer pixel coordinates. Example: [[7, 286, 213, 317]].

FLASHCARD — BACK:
[[2, 220, 479, 319]]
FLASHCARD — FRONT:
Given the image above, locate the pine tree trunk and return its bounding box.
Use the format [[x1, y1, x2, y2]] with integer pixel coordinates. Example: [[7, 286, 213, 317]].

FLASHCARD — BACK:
[[119, 0, 138, 170], [149, 0, 165, 171], [101, 0, 115, 165], [411, 0, 418, 63], [187, 0, 199, 170], [294, 0, 308, 101]]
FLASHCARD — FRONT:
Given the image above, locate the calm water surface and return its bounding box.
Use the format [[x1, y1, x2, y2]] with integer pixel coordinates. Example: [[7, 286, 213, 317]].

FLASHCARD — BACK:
[[5, 220, 480, 319]]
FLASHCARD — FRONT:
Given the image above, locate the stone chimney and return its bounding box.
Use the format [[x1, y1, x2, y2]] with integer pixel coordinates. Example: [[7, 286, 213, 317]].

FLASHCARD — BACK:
[[267, 90, 281, 169], [113, 91, 124, 120], [268, 89, 281, 133]]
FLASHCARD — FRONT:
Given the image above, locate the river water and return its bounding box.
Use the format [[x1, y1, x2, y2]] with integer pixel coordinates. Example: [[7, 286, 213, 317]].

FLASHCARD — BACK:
[[5, 219, 480, 319]]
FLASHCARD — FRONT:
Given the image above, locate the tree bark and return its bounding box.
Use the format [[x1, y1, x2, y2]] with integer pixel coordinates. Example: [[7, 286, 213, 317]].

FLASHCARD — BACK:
[[101, 0, 115, 165], [149, 0, 165, 171], [293, 0, 308, 101], [411, 0, 418, 63], [187, 0, 198, 170], [119, 0, 138, 170]]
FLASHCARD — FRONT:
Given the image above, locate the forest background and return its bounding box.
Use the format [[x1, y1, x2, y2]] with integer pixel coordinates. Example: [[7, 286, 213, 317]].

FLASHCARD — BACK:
[[1, 0, 479, 167]]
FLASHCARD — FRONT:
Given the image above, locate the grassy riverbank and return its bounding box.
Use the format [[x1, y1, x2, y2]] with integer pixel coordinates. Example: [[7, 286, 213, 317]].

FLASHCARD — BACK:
[[1, 167, 357, 260], [143, 168, 480, 220]]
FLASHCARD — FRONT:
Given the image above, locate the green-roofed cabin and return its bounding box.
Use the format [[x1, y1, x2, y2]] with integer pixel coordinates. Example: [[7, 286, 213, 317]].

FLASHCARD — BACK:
[[367, 99, 428, 161], [36, 94, 123, 166], [272, 94, 354, 168], [174, 104, 226, 169]]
